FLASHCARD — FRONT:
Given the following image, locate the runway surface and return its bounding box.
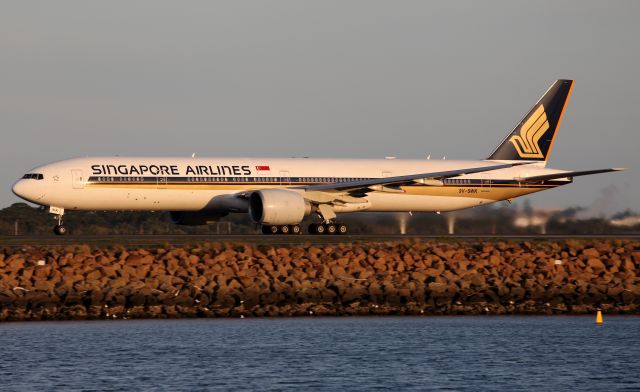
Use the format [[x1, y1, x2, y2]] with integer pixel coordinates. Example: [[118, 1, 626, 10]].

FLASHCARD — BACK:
[[1, 234, 639, 247]]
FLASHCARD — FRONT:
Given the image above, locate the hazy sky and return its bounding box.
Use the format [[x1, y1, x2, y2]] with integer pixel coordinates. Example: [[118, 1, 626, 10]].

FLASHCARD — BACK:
[[1, 1, 638, 214]]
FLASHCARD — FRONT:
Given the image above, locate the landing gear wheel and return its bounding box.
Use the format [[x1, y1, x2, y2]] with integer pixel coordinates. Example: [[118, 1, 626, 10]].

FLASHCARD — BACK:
[[53, 224, 68, 236], [261, 225, 280, 235], [280, 225, 290, 234], [326, 224, 337, 234], [291, 225, 302, 235], [308, 223, 318, 234], [337, 223, 348, 235], [315, 224, 326, 234]]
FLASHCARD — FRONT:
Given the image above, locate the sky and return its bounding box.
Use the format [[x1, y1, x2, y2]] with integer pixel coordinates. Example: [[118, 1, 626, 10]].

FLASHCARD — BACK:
[[1, 1, 638, 215]]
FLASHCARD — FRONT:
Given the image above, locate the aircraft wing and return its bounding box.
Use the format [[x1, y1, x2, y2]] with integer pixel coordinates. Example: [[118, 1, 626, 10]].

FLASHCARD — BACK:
[[300, 162, 520, 194], [516, 168, 625, 183]]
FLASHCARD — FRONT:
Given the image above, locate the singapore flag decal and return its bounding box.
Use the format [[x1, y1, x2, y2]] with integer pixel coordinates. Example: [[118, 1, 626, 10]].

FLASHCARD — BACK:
[[255, 165, 270, 171]]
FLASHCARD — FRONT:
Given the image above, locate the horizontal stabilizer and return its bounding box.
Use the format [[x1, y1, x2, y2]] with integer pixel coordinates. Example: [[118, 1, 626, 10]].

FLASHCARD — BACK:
[[517, 168, 625, 183]]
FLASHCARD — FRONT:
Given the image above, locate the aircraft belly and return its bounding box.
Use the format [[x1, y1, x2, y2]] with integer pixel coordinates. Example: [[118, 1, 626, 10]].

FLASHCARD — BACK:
[[50, 188, 234, 211], [365, 193, 485, 212], [365, 186, 547, 212]]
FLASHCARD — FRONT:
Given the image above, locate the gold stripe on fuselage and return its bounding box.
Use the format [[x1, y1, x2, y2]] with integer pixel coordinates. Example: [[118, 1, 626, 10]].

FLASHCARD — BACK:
[[400, 185, 555, 200]]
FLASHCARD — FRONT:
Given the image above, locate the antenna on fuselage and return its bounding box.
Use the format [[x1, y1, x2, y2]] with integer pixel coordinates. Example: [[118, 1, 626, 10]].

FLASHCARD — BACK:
[[191, 153, 196, 158]]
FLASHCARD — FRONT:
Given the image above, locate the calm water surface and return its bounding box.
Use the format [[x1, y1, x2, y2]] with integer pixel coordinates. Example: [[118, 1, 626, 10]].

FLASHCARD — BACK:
[[0, 316, 638, 391]]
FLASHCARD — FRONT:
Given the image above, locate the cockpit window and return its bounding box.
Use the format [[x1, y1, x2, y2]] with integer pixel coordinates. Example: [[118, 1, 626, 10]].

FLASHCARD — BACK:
[[22, 173, 44, 180]]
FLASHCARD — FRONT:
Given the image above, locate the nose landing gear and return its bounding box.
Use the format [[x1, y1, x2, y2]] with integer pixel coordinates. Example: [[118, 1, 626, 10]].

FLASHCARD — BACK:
[[50, 206, 68, 236]]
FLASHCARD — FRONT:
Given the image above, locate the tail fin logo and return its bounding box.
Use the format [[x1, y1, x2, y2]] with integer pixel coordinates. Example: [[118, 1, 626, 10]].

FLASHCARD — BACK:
[[508, 104, 549, 159]]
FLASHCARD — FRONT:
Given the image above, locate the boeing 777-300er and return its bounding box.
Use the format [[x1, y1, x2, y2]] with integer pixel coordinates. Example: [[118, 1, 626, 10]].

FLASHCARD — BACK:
[[12, 79, 624, 235]]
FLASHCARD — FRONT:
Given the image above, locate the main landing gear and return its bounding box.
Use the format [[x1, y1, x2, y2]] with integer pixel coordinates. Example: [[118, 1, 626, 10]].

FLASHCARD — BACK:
[[308, 222, 348, 235], [261, 224, 302, 235], [259, 222, 348, 235], [260, 205, 348, 235], [306, 205, 348, 235]]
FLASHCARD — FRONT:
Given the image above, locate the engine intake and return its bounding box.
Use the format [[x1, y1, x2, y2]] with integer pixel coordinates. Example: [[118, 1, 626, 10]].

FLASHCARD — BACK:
[[249, 189, 310, 225]]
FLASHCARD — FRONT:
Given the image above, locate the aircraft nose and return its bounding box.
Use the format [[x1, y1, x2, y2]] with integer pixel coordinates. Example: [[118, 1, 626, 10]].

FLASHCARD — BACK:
[[12, 180, 27, 198], [12, 179, 46, 202]]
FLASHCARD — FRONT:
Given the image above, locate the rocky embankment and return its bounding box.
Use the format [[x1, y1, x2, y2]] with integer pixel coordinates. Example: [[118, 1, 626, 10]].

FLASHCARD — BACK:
[[0, 240, 638, 321]]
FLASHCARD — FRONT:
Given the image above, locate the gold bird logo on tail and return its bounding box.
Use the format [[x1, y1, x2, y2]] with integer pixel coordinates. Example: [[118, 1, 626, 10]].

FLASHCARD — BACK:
[[509, 104, 549, 159]]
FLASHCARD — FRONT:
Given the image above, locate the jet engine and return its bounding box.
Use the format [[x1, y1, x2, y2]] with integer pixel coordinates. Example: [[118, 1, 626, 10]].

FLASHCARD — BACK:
[[170, 211, 229, 226], [249, 189, 311, 225]]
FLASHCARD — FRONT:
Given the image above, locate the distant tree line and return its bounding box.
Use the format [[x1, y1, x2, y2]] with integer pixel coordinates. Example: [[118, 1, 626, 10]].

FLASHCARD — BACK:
[[0, 203, 638, 236]]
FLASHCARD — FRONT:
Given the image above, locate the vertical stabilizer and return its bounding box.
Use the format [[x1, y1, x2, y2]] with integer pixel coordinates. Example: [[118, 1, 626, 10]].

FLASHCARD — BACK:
[[488, 79, 574, 164]]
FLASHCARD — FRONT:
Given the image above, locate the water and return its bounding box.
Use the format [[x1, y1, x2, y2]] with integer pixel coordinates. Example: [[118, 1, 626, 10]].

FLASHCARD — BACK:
[[0, 316, 638, 391]]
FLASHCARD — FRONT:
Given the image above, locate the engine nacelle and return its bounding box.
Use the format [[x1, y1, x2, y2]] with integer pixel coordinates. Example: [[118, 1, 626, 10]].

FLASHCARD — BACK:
[[249, 189, 310, 225], [170, 211, 228, 226]]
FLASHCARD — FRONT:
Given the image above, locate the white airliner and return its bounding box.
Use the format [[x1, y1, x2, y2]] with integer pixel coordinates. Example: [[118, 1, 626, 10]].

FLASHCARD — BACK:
[[12, 80, 623, 235]]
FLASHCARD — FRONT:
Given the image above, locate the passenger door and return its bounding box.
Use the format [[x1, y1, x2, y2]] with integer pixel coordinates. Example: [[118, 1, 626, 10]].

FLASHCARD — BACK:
[[157, 176, 168, 189], [279, 170, 290, 186], [71, 170, 84, 189]]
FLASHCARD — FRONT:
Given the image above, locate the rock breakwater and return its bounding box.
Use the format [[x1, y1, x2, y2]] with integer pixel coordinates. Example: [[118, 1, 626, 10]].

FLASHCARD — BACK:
[[0, 239, 638, 321]]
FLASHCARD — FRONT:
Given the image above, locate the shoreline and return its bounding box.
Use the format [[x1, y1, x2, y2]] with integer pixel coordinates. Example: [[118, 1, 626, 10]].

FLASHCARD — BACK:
[[1, 239, 638, 321], [1, 313, 638, 324]]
